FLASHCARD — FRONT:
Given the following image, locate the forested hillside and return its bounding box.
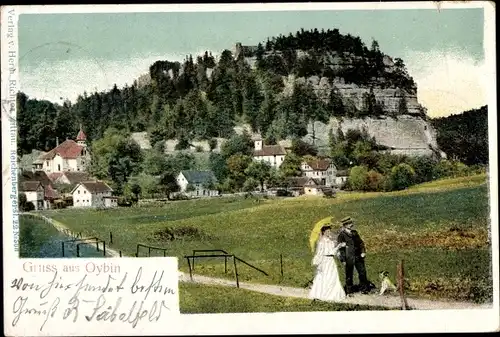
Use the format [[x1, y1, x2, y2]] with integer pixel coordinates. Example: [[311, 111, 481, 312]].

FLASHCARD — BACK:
[[432, 105, 489, 165], [17, 28, 419, 156]]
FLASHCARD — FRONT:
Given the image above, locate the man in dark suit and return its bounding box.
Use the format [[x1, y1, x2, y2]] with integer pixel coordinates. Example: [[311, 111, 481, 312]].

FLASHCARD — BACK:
[[337, 216, 372, 295]]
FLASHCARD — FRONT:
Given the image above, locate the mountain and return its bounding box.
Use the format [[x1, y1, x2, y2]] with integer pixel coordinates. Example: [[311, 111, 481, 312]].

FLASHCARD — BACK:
[[17, 28, 442, 158]]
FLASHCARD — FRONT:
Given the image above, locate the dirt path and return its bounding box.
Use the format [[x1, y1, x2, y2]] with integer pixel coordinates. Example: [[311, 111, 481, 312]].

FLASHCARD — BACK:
[[177, 271, 493, 310]]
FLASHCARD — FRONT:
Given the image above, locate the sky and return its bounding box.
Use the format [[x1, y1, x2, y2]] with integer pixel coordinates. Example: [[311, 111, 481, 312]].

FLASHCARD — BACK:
[[18, 7, 486, 118]]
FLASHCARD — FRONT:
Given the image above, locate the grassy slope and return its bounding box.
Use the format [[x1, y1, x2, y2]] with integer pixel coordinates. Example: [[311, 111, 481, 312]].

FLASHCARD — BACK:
[[39, 175, 492, 302]]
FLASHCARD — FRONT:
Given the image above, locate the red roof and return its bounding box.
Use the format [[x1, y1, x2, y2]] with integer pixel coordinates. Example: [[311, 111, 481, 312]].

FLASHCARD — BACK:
[[254, 145, 286, 157], [304, 158, 333, 171], [44, 184, 60, 199], [40, 140, 84, 160], [76, 129, 87, 141], [48, 172, 64, 182]]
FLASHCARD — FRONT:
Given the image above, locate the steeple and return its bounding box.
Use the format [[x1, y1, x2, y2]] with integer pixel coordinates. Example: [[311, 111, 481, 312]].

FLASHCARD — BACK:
[[76, 124, 87, 146]]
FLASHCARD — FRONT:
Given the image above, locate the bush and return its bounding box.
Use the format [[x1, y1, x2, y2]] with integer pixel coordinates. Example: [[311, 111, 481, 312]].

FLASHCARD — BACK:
[[407, 156, 438, 184], [366, 170, 385, 191], [154, 226, 211, 241], [389, 163, 416, 191], [24, 201, 35, 212], [243, 178, 259, 192], [348, 165, 369, 191], [171, 193, 190, 201]]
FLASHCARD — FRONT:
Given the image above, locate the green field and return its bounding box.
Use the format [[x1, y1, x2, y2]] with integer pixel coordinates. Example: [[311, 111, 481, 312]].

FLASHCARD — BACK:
[[179, 282, 390, 313], [38, 174, 493, 303]]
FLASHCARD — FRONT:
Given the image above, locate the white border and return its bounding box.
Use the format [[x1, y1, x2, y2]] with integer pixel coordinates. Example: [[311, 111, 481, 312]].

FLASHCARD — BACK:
[[2, 2, 498, 335]]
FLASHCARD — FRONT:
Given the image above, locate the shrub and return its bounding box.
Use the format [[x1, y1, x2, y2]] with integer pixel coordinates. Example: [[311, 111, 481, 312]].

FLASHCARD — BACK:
[[389, 163, 416, 191], [433, 159, 455, 179], [243, 177, 259, 192], [366, 170, 385, 191], [348, 165, 369, 191], [154, 226, 210, 241], [407, 156, 438, 184], [24, 201, 35, 212]]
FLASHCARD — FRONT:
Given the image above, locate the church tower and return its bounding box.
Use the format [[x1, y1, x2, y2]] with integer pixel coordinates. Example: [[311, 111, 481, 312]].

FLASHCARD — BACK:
[[76, 124, 87, 147]]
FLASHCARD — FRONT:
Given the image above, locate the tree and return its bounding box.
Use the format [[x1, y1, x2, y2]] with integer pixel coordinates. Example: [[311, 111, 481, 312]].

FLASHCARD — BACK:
[[280, 153, 303, 177], [245, 160, 272, 191], [366, 170, 385, 191], [130, 183, 142, 202], [243, 177, 259, 192], [397, 94, 409, 116], [227, 154, 253, 190], [208, 138, 218, 152], [348, 165, 369, 191], [142, 149, 168, 176], [88, 127, 128, 179], [107, 138, 143, 193], [389, 163, 416, 191], [291, 139, 318, 157], [159, 172, 180, 199], [220, 132, 254, 159], [209, 152, 229, 183], [361, 89, 377, 116]]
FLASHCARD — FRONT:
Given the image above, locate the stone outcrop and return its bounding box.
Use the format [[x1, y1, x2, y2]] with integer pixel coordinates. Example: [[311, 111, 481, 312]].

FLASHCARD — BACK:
[[285, 75, 425, 116], [303, 116, 442, 157]]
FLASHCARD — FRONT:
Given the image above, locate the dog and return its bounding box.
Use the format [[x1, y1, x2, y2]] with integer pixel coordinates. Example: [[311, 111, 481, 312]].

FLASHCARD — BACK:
[[379, 271, 397, 295]]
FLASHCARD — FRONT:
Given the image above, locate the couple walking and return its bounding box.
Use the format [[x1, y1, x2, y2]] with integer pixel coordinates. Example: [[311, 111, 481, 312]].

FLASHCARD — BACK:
[[309, 217, 372, 302]]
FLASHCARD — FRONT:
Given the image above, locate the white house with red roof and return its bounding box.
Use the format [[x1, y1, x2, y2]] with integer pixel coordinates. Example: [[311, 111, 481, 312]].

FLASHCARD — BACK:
[[35, 127, 91, 173], [253, 138, 288, 169], [301, 157, 337, 187], [71, 181, 117, 208]]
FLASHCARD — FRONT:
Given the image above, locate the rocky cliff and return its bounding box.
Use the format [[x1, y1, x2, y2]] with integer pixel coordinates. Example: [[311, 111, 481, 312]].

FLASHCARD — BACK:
[[234, 43, 440, 157]]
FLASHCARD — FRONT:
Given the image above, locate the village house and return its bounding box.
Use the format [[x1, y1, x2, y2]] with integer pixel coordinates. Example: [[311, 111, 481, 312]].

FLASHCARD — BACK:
[[301, 158, 337, 186], [34, 127, 90, 173], [19, 169, 60, 209], [20, 181, 45, 210], [333, 169, 349, 188], [177, 170, 219, 198], [71, 181, 117, 208], [253, 138, 287, 169], [285, 177, 334, 197]]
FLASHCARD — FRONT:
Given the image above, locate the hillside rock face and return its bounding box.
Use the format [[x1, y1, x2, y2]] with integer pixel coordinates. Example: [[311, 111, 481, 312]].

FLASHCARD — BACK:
[[283, 74, 425, 116], [303, 116, 441, 157], [235, 44, 440, 158]]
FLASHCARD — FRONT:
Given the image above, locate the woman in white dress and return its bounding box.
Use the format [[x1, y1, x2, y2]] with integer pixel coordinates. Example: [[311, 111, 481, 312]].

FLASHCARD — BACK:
[[309, 225, 347, 302]]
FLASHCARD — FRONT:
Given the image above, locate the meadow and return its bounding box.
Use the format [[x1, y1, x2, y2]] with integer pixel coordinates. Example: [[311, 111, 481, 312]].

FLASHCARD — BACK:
[[38, 174, 493, 303]]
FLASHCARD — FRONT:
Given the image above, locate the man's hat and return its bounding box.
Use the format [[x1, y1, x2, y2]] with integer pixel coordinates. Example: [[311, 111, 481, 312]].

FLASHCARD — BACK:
[[341, 217, 353, 226]]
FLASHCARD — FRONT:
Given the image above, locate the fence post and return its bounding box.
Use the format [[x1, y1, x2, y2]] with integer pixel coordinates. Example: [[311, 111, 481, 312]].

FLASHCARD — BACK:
[[96, 238, 99, 252], [136, 244, 140, 257], [110, 232, 113, 244], [76, 244, 80, 257], [398, 260, 409, 310], [61, 241, 65, 257], [224, 256, 228, 274], [163, 250, 166, 257], [103, 241, 106, 257], [233, 256, 239, 288], [280, 254, 284, 278], [119, 250, 122, 257], [186, 257, 193, 281], [148, 247, 151, 257]]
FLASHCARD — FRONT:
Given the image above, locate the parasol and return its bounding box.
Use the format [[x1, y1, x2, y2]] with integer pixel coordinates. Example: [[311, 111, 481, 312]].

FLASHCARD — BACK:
[[309, 216, 334, 253]]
